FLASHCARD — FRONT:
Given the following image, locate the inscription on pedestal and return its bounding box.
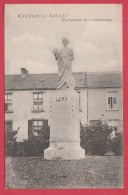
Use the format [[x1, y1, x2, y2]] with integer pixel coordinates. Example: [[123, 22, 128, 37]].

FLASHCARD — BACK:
[[49, 92, 80, 142], [56, 96, 67, 102]]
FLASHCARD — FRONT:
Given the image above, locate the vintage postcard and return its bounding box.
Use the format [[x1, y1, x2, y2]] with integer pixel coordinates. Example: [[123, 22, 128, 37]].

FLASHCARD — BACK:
[[3, 3, 123, 190]]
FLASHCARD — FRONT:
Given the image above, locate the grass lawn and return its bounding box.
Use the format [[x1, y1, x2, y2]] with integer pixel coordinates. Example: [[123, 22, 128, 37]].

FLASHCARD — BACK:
[[5, 156, 123, 188]]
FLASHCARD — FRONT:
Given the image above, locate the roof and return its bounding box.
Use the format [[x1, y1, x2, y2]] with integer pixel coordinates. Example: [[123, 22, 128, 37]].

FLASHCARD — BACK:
[[86, 72, 122, 88], [5, 72, 122, 90]]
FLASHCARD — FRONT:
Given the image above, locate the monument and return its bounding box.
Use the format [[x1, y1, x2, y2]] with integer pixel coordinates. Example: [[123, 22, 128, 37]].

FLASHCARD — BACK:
[[44, 38, 85, 159]]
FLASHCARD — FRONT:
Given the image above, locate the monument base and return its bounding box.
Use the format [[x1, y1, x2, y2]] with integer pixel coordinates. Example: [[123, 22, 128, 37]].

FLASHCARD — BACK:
[[44, 90, 85, 160], [44, 141, 85, 160]]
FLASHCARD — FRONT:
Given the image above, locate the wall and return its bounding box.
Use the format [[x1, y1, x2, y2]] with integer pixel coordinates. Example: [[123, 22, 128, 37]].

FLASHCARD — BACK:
[[5, 87, 123, 141], [88, 88, 123, 131], [5, 89, 88, 141], [78, 90, 88, 124]]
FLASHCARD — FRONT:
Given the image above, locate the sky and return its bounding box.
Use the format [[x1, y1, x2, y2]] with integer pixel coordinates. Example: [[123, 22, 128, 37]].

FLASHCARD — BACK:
[[4, 4, 122, 75]]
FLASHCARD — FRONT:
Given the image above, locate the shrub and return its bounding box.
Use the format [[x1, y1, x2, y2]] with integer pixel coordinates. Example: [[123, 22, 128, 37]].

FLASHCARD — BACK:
[[16, 136, 44, 157], [108, 131, 123, 156], [15, 125, 50, 157], [5, 125, 50, 157], [19, 137, 48, 157], [5, 130, 18, 156], [80, 120, 113, 156]]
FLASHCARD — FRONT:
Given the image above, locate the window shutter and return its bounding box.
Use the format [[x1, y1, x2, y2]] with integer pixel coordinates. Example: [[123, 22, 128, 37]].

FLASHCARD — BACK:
[[43, 120, 49, 138], [43, 120, 48, 130], [28, 120, 33, 140], [5, 103, 8, 111], [44, 119, 48, 126]]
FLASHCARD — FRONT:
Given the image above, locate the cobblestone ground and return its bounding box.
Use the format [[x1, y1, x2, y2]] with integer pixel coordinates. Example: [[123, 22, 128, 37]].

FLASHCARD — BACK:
[[5, 156, 123, 188]]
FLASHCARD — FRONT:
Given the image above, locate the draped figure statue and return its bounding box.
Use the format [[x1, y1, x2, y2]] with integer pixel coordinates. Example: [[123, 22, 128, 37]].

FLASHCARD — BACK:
[[53, 38, 75, 90]]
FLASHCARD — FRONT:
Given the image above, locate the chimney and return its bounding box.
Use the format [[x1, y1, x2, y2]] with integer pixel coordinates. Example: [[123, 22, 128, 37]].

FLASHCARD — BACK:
[[21, 68, 28, 78]]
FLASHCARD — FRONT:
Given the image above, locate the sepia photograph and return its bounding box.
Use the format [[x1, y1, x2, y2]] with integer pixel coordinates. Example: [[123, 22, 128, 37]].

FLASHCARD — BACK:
[[4, 4, 123, 188]]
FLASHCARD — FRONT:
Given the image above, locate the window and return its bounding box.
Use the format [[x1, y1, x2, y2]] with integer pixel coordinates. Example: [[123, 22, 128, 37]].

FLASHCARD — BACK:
[[108, 120, 118, 128], [5, 93, 12, 112], [33, 120, 43, 136], [107, 92, 118, 110], [33, 93, 43, 112], [89, 120, 100, 126], [5, 121, 13, 131], [28, 119, 49, 139]]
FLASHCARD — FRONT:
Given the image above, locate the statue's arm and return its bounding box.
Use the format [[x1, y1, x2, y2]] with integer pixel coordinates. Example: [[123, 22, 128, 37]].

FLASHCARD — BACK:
[[54, 53, 59, 61], [53, 49, 60, 61]]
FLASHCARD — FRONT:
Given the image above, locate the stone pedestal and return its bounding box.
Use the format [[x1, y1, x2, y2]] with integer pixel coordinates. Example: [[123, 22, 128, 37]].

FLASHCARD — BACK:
[[44, 90, 85, 159]]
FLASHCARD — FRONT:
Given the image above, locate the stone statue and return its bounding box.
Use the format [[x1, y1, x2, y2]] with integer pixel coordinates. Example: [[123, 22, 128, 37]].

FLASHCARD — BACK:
[[45, 38, 85, 160], [53, 38, 75, 90]]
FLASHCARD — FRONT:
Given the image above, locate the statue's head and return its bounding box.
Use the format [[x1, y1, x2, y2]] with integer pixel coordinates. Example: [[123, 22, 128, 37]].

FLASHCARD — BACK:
[[62, 38, 69, 47]]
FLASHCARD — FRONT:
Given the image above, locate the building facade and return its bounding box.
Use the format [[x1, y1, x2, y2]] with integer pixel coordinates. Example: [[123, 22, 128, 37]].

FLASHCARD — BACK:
[[5, 68, 123, 141]]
